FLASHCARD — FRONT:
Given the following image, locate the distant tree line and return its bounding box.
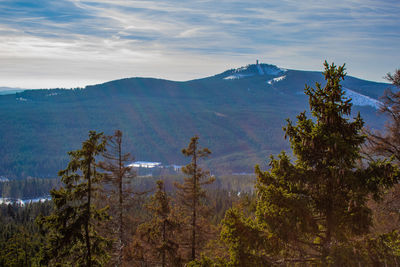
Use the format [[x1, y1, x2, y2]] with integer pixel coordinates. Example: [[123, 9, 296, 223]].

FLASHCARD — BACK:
[[0, 178, 60, 199], [0, 201, 53, 267], [1, 63, 400, 266]]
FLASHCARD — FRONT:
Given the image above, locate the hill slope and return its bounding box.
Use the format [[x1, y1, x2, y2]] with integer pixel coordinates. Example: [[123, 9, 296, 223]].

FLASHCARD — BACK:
[[0, 63, 390, 178]]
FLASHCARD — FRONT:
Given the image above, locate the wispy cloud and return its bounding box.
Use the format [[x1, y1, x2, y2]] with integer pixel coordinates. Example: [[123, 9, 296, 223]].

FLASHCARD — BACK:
[[0, 0, 399, 88]]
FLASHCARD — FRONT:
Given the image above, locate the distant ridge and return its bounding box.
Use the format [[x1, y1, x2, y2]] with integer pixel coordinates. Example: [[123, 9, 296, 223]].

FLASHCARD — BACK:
[[0, 63, 390, 178], [0, 87, 24, 95]]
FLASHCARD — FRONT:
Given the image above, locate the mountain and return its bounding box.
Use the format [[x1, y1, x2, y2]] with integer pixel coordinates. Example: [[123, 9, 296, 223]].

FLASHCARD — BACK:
[[0, 87, 24, 95], [0, 63, 391, 178]]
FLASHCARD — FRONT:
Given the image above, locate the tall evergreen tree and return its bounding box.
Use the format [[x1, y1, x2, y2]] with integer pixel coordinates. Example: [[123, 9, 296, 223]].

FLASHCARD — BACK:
[[38, 131, 110, 266], [134, 180, 182, 267], [99, 130, 136, 266], [220, 62, 398, 265], [175, 136, 215, 262]]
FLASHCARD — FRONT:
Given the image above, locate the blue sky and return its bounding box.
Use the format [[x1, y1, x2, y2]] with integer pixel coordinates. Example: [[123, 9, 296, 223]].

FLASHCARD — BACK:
[[0, 0, 399, 88]]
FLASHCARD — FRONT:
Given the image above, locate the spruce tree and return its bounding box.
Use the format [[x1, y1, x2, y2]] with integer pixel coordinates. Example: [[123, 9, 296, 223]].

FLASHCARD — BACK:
[[38, 131, 110, 266], [135, 180, 182, 266], [99, 130, 136, 266], [175, 136, 215, 262], [220, 62, 398, 265]]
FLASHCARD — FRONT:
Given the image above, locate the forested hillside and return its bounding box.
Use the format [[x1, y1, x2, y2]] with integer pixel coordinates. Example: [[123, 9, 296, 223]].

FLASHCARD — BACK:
[[0, 63, 390, 179], [1, 63, 399, 266]]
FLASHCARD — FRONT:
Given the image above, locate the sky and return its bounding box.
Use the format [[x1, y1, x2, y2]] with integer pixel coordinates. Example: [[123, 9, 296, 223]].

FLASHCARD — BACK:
[[0, 0, 399, 89]]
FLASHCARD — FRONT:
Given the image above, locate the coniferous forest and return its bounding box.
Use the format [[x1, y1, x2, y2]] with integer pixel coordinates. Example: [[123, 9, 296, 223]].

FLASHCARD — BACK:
[[1, 62, 400, 266]]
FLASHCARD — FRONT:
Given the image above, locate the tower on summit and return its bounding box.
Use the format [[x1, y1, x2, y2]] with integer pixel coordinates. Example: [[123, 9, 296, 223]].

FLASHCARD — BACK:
[[256, 59, 259, 65]]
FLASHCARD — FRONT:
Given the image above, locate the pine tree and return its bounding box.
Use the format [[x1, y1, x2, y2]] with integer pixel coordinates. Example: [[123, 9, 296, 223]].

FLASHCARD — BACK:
[[98, 130, 136, 266], [220, 62, 398, 265], [175, 136, 215, 262], [38, 131, 110, 266], [135, 180, 182, 266], [1, 227, 34, 267]]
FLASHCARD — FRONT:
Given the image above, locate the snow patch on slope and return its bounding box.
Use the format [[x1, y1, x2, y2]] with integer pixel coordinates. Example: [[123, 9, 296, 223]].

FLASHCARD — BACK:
[[344, 88, 381, 109], [0, 196, 51, 206], [223, 63, 286, 80], [46, 92, 59, 97], [235, 65, 250, 72], [267, 75, 286, 85], [224, 73, 255, 80]]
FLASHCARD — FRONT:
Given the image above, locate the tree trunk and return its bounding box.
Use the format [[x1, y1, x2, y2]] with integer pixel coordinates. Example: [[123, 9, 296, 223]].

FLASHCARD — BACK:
[[85, 160, 92, 267], [24, 232, 28, 267], [162, 219, 166, 267], [322, 197, 333, 265], [191, 151, 197, 261], [118, 140, 123, 267]]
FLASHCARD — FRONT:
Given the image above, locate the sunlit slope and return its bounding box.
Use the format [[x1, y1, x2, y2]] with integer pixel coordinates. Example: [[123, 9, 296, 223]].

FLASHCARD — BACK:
[[0, 64, 389, 178]]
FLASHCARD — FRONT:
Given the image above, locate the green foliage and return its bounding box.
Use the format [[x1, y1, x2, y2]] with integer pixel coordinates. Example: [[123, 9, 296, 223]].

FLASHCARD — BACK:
[[220, 208, 278, 266], [134, 180, 182, 266], [38, 131, 111, 266], [175, 136, 215, 261], [0, 62, 398, 266], [0, 201, 52, 267], [98, 130, 136, 266], [326, 230, 400, 266], [187, 254, 225, 267], [219, 62, 399, 265]]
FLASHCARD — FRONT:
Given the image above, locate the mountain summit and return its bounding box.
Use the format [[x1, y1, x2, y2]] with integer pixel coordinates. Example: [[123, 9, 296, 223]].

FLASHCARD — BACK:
[[220, 62, 286, 80], [0, 63, 390, 178]]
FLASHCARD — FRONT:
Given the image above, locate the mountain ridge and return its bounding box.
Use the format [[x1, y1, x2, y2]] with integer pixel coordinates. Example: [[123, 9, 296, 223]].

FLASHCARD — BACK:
[[0, 63, 391, 178]]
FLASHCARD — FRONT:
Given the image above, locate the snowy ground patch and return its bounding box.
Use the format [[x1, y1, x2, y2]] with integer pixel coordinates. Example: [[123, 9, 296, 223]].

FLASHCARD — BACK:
[[46, 92, 59, 97], [344, 88, 382, 109], [267, 75, 286, 85], [223, 63, 286, 80], [0, 196, 51, 206], [224, 73, 255, 80], [129, 161, 162, 168]]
